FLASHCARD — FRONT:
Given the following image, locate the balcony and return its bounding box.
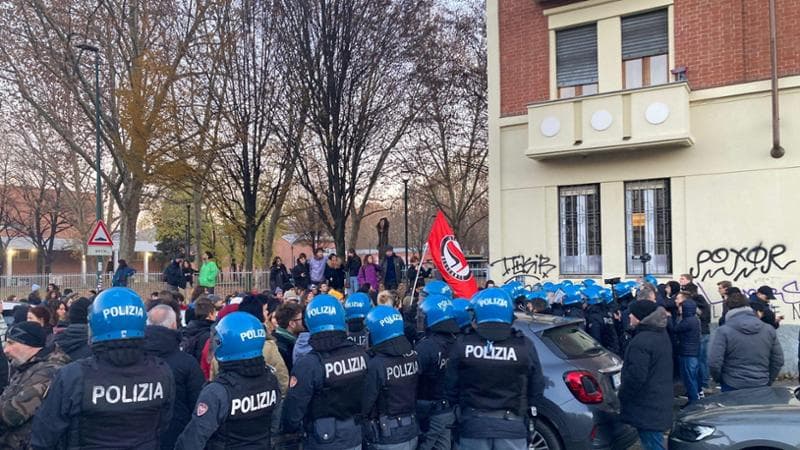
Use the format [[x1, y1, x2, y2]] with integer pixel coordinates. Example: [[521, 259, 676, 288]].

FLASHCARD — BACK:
[[526, 82, 693, 160]]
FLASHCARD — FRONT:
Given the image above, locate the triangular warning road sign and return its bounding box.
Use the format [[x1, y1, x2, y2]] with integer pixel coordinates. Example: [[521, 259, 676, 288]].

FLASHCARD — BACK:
[[88, 220, 114, 246]]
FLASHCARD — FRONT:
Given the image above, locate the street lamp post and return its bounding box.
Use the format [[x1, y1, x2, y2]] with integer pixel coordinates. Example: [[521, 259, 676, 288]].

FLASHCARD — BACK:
[[186, 204, 191, 260], [401, 170, 410, 283], [77, 43, 103, 289]]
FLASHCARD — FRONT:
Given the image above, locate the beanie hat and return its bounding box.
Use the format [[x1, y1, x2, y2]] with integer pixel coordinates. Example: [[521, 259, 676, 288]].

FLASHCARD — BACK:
[[68, 297, 92, 324], [629, 300, 658, 321], [7, 321, 47, 348], [238, 295, 265, 323]]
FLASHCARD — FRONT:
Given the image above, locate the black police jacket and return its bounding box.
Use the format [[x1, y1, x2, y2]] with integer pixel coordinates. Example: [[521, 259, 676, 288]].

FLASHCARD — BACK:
[[444, 325, 545, 440], [414, 331, 456, 402], [362, 336, 419, 444], [30, 352, 175, 450], [281, 331, 367, 450], [174, 364, 280, 450]]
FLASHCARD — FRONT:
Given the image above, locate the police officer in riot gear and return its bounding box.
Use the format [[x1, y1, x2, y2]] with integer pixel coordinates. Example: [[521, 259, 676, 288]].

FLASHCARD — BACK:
[[421, 280, 453, 299], [445, 287, 545, 450], [451, 298, 473, 334], [175, 311, 281, 449], [282, 294, 368, 450], [414, 294, 460, 450], [362, 305, 419, 449], [31, 287, 175, 449], [345, 292, 372, 349]]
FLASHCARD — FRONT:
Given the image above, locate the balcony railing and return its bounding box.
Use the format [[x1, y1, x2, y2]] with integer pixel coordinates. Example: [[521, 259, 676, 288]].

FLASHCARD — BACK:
[[527, 82, 693, 159]]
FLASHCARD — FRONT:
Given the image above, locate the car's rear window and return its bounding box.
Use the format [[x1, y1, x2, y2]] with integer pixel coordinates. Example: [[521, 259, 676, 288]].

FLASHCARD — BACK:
[[541, 325, 605, 359]]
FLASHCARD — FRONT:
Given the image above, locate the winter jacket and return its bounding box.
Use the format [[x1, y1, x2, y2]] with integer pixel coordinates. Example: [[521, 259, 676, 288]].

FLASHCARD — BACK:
[[309, 256, 327, 284], [358, 263, 381, 290], [619, 306, 673, 432], [346, 255, 362, 277], [209, 329, 289, 396], [273, 327, 297, 373], [380, 254, 405, 284], [708, 307, 783, 389], [163, 261, 186, 289], [675, 300, 701, 357], [144, 325, 205, 450], [292, 332, 312, 365], [694, 295, 711, 335], [749, 295, 780, 329], [198, 260, 220, 288], [179, 319, 214, 363], [324, 264, 346, 291], [53, 324, 92, 361], [0, 351, 8, 394], [291, 261, 310, 289], [0, 347, 69, 449], [407, 264, 432, 287], [269, 264, 290, 291], [111, 266, 136, 287]]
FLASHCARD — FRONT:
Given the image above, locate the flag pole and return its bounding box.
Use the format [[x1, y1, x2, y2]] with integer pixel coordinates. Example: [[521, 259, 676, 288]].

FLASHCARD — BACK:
[[410, 242, 429, 299]]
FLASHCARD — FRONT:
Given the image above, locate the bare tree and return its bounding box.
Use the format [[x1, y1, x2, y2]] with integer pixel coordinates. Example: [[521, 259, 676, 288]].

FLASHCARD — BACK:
[[204, 0, 296, 271], [403, 2, 488, 244], [276, 0, 430, 256], [0, 0, 214, 261]]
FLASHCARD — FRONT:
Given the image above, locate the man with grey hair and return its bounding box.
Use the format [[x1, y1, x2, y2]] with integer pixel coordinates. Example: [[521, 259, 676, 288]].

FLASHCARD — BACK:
[[144, 304, 204, 449], [636, 286, 656, 302]]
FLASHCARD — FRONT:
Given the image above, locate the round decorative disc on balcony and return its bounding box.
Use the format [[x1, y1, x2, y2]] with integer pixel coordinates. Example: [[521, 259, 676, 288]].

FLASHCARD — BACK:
[[590, 110, 613, 131], [645, 102, 670, 125], [540, 116, 560, 137]]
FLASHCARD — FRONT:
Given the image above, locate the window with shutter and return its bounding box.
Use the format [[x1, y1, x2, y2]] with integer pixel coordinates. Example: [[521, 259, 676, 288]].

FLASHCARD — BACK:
[[556, 24, 598, 98], [622, 9, 669, 89]]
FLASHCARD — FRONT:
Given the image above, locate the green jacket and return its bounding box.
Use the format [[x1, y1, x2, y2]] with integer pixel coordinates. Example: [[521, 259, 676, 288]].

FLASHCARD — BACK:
[[0, 347, 69, 449], [198, 260, 220, 287]]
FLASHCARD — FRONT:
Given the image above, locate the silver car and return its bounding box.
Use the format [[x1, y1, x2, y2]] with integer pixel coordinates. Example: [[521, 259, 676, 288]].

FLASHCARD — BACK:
[[512, 312, 638, 450], [669, 385, 800, 449]]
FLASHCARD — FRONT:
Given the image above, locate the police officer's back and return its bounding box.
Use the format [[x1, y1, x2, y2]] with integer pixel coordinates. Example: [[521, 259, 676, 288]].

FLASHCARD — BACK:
[[31, 287, 175, 449], [281, 294, 367, 450], [362, 306, 419, 450], [344, 293, 371, 349], [175, 312, 281, 449], [414, 295, 461, 450], [444, 288, 545, 450]]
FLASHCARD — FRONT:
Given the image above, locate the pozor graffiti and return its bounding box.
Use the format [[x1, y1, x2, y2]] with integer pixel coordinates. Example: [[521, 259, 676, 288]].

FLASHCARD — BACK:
[[490, 254, 557, 281], [689, 243, 797, 282]]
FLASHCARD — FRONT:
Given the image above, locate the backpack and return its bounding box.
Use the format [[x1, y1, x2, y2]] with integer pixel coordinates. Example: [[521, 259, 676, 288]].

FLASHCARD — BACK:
[[180, 328, 210, 362]]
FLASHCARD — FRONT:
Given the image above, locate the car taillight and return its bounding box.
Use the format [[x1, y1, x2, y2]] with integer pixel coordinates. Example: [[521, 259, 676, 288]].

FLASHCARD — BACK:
[[564, 370, 604, 404]]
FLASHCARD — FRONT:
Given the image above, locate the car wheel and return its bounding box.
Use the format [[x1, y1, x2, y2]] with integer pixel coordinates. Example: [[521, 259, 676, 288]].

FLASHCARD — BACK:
[[529, 418, 563, 450]]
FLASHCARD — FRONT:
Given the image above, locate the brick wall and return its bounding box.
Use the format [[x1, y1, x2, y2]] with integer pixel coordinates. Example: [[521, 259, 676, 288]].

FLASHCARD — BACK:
[[498, 0, 800, 117]]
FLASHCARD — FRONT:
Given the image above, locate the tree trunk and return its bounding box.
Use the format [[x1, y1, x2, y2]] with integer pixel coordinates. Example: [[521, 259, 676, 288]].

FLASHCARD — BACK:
[[334, 220, 346, 258], [347, 212, 361, 253], [118, 180, 144, 261], [192, 185, 203, 260], [243, 224, 257, 273]]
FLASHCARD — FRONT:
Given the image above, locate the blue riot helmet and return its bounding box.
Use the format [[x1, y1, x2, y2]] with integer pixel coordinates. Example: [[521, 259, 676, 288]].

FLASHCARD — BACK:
[[582, 284, 603, 305], [582, 279, 596, 288], [643, 274, 658, 287], [422, 280, 453, 299], [542, 282, 557, 293], [561, 280, 574, 287], [502, 280, 525, 300], [365, 305, 405, 346], [214, 312, 266, 362], [614, 281, 633, 297], [561, 284, 583, 306], [89, 287, 146, 343], [600, 288, 614, 304], [305, 294, 346, 334], [525, 290, 548, 303], [418, 294, 457, 329], [470, 287, 514, 325], [344, 292, 372, 321], [451, 298, 472, 329]]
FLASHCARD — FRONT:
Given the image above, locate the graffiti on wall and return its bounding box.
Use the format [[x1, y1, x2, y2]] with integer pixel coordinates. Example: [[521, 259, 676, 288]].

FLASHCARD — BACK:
[[689, 243, 796, 282], [697, 279, 800, 324], [490, 253, 556, 283]]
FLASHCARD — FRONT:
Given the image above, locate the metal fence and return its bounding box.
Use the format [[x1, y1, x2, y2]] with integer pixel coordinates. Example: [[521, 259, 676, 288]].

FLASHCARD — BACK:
[[1, 266, 489, 301]]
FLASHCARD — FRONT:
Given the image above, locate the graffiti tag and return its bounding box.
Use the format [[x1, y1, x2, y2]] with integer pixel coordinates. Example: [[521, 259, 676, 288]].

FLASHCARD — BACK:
[[490, 254, 556, 281], [689, 243, 796, 282]]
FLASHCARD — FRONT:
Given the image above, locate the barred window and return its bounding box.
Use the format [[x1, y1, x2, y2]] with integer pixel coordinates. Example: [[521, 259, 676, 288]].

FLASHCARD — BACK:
[[559, 185, 601, 275], [625, 179, 672, 275]]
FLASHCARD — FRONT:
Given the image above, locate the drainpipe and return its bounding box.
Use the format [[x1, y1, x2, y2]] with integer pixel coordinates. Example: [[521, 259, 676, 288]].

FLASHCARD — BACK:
[[769, 0, 784, 158]]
